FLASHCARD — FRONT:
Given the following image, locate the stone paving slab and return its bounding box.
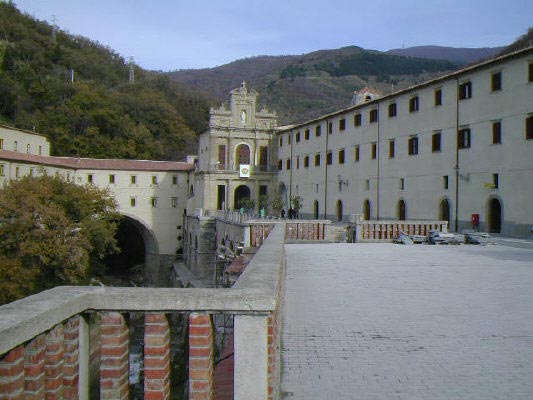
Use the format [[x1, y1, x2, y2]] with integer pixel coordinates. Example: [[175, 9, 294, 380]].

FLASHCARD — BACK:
[[280, 243, 533, 400]]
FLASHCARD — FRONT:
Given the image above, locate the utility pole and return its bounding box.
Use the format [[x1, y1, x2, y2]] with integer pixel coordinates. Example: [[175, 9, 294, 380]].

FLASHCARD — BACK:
[[128, 56, 135, 84]]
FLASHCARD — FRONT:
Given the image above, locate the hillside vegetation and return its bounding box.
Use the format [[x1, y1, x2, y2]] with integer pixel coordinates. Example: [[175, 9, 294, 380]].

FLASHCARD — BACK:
[[169, 46, 459, 124], [0, 2, 212, 160]]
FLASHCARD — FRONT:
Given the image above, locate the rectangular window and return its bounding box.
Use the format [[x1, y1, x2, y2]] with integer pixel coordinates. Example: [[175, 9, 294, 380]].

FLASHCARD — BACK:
[[218, 144, 226, 169], [388, 103, 397, 117], [131, 175, 137, 184], [296, 131, 301, 142], [259, 146, 268, 169], [434, 88, 442, 106], [493, 173, 499, 189], [29, 168, 34, 176], [315, 125, 321, 137], [458, 128, 471, 149], [459, 81, 472, 99], [409, 96, 419, 112], [296, 156, 300, 169], [14, 141, 18, 151], [339, 119, 346, 131], [26, 144, 31, 154], [389, 140, 395, 158], [171, 197, 178, 208], [279, 137, 283, 147], [399, 178, 405, 191], [328, 122, 333, 134], [365, 179, 370, 190], [151, 197, 158, 208], [491, 71, 502, 91], [326, 151, 333, 165], [288, 135, 291, 145], [66, 172, 71, 182], [15, 166, 20, 178], [338, 149, 345, 164], [87, 174, 93, 183], [432, 132, 442, 152], [304, 129, 310, 140], [38, 145, 42, 155], [408, 135, 419, 155], [354, 145, 360, 162], [369, 109, 378, 123], [371, 142, 377, 159], [526, 115, 533, 140], [109, 174, 115, 184], [304, 156, 309, 168], [130, 197, 136, 207], [443, 175, 449, 190], [0, 164, 4, 176], [492, 121, 502, 144], [278, 160, 282, 170], [315, 154, 321, 166], [172, 175, 178, 185], [354, 113, 362, 127], [0, 138, 3, 149], [529, 63, 533, 82], [286, 159, 291, 170], [152, 175, 158, 185]]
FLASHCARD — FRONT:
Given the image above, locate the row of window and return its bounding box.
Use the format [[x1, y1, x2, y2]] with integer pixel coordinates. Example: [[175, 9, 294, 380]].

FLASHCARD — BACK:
[[129, 197, 178, 208], [86, 173, 180, 185], [279, 116, 533, 168], [0, 139, 44, 155], [279, 63, 533, 144]]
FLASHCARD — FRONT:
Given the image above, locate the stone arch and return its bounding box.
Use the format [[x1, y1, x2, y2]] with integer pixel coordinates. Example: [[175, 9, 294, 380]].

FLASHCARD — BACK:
[[487, 196, 503, 233], [235, 143, 251, 167], [314, 200, 319, 219], [234, 185, 251, 209], [363, 199, 371, 220], [398, 199, 407, 221], [105, 212, 160, 284], [439, 197, 452, 227], [336, 199, 343, 222]]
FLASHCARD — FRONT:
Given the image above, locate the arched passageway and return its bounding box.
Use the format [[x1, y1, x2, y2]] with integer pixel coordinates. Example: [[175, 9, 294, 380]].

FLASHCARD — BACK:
[[101, 214, 159, 283], [440, 198, 451, 227], [314, 200, 319, 219], [398, 200, 406, 221], [336, 200, 343, 222], [488, 197, 502, 233], [234, 185, 251, 209], [363, 200, 371, 220]]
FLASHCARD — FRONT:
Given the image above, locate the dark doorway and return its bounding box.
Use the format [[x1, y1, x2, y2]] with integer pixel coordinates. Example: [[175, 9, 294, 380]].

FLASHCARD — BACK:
[[234, 185, 251, 209], [488, 198, 502, 233], [363, 200, 371, 220], [102, 217, 145, 277], [398, 200, 406, 221], [336, 200, 343, 222], [217, 185, 226, 210], [314, 200, 319, 219], [440, 199, 451, 227]]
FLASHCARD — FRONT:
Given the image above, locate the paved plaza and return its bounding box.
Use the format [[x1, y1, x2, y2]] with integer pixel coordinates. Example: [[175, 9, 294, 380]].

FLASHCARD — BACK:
[[280, 243, 533, 399]]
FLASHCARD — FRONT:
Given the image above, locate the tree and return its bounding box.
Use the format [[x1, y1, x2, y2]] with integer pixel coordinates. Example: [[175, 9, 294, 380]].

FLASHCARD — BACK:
[[290, 195, 303, 218], [0, 175, 120, 304], [271, 190, 284, 217]]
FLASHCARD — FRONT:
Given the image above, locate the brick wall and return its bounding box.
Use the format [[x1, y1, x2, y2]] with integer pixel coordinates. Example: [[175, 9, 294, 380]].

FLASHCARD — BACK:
[[99, 312, 129, 399], [144, 313, 171, 399], [189, 313, 214, 400]]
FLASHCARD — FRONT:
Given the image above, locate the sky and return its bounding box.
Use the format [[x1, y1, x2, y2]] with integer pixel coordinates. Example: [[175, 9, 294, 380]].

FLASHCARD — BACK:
[[13, 0, 533, 71]]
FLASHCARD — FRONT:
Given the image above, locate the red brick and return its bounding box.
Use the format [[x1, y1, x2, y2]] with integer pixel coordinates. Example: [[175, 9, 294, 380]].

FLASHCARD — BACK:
[[189, 347, 212, 358], [145, 313, 167, 323], [189, 335, 211, 346], [189, 314, 211, 325], [189, 325, 211, 335], [144, 368, 169, 380], [144, 346, 169, 357], [189, 358, 211, 369]]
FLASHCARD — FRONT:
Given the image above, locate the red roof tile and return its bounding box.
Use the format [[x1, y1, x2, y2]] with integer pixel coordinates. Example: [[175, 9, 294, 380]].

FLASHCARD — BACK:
[[0, 150, 195, 172]]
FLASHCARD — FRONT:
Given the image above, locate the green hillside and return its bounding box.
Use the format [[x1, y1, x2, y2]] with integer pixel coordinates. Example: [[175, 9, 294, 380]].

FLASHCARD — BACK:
[[0, 2, 212, 160], [169, 46, 459, 125]]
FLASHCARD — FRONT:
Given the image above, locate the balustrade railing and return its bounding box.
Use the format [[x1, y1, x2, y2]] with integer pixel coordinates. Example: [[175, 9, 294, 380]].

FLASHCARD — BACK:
[[354, 220, 448, 241], [0, 224, 286, 400]]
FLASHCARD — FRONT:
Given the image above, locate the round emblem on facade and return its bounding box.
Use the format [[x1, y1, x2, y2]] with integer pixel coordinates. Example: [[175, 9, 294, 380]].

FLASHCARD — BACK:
[[241, 167, 249, 174]]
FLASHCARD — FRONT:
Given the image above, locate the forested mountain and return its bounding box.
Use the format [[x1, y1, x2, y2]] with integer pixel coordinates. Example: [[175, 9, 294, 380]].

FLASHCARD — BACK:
[[168, 46, 459, 125], [386, 46, 504, 65], [0, 2, 213, 160]]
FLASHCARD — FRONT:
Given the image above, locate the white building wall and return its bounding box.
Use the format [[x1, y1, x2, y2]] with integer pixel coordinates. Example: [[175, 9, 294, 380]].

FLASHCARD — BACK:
[[0, 125, 50, 156]]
